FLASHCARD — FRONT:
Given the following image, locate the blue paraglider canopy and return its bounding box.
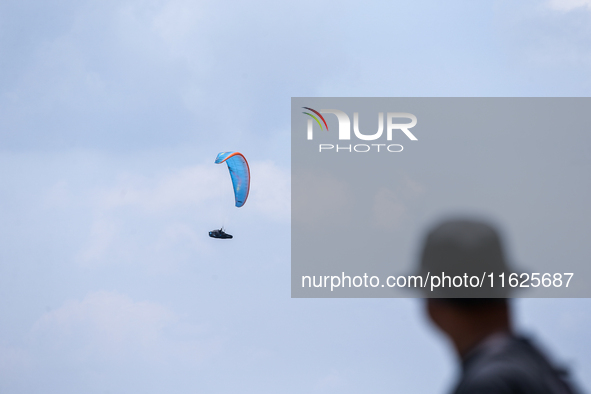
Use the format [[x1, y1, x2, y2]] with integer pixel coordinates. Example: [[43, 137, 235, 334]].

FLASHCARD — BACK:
[[215, 151, 250, 207]]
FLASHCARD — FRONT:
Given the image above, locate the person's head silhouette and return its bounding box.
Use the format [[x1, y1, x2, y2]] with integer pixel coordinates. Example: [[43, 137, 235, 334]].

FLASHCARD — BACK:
[[418, 218, 577, 394]]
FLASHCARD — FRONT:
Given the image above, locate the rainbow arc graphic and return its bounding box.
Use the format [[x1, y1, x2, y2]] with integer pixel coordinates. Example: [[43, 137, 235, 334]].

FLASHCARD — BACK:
[[302, 107, 329, 131]]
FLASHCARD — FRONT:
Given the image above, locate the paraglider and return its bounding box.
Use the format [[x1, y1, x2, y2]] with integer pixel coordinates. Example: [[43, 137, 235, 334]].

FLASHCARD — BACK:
[[209, 151, 250, 239], [209, 228, 233, 239]]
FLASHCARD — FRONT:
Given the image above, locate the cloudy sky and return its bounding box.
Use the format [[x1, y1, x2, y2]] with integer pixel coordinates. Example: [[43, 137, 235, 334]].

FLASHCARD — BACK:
[[1, 0, 591, 393]]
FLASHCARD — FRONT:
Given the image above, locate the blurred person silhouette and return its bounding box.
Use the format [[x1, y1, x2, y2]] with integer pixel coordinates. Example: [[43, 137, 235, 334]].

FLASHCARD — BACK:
[[418, 219, 578, 394]]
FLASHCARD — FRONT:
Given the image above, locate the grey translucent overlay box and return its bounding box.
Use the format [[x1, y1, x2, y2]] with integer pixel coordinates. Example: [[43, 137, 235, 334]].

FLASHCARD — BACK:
[[292, 98, 591, 298]]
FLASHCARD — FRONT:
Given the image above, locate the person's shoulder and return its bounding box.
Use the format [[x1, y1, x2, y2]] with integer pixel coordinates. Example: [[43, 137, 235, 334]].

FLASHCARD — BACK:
[[454, 366, 518, 394], [455, 335, 575, 394]]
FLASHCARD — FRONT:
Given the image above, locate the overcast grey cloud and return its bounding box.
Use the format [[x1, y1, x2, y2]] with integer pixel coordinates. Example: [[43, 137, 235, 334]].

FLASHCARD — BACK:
[[1, 0, 591, 393]]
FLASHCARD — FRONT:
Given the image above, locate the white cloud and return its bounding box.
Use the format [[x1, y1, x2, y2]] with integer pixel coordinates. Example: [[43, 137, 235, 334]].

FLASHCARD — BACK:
[[100, 164, 227, 212], [32, 290, 174, 346], [152, 0, 205, 46], [291, 170, 353, 226], [76, 216, 119, 264], [372, 176, 425, 229], [29, 291, 218, 364], [313, 369, 346, 392], [546, 0, 591, 11], [373, 188, 406, 228]]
